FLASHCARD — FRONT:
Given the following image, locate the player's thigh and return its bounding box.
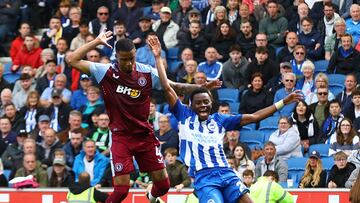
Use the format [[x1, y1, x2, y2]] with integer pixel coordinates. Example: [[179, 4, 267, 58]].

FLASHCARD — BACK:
[[223, 175, 250, 203], [110, 139, 134, 176], [133, 139, 165, 173], [149, 168, 168, 182], [113, 174, 131, 186], [197, 187, 224, 203]]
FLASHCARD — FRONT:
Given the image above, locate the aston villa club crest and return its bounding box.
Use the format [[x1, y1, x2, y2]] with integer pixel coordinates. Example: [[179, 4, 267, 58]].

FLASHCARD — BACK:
[[138, 77, 147, 87]]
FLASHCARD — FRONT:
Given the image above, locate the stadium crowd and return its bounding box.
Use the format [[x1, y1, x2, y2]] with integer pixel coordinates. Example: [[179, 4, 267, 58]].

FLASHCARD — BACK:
[[0, 0, 360, 196]]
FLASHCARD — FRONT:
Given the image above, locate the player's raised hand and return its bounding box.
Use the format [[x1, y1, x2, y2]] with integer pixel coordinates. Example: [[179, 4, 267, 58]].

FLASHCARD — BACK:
[[96, 30, 113, 49], [147, 35, 162, 57], [202, 79, 223, 90], [283, 90, 303, 105]]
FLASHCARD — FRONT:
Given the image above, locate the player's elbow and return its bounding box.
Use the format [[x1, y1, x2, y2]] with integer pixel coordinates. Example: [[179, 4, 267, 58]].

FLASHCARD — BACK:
[[65, 52, 77, 66]]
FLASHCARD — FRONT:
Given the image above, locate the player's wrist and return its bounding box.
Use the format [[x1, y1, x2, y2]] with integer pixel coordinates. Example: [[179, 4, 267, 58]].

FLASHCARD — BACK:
[[275, 99, 284, 110]]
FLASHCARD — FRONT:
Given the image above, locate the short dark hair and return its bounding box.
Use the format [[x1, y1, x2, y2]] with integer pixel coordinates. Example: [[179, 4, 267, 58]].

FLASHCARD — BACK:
[[256, 46, 268, 54], [114, 20, 126, 27], [263, 170, 279, 182], [242, 169, 254, 177], [115, 38, 135, 53], [301, 16, 313, 25], [251, 72, 264, 83], [189, 87, 213, 104], [79, 19, 89, 27], [352, 89, 360, 97], [267, 0, 278, 6], [229, 44, 242, 53], [218, 102, 230, 108]]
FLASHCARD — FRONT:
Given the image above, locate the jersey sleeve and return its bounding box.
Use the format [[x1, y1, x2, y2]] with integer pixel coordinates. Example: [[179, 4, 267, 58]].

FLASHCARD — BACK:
[[216, 113, 242, 131], [169, 99, 192, 122], [89, 62, 111, 83], [136, 62, 159, 78]]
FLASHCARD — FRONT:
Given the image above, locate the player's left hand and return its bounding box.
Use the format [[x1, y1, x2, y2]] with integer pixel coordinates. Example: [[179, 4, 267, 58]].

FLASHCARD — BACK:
[[147, 35, 162, 57], [202, 79, 223, 90], [283, 90, 303, 105]]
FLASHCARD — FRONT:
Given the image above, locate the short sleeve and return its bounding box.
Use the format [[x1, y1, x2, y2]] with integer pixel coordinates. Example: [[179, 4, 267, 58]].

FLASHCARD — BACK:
[[170, 99, 192, 122], [216, 113, 242, 131], [89, 62, 111, 83]]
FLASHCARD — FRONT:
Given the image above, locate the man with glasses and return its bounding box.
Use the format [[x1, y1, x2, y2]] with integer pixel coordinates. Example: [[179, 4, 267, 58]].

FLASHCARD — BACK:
[[274, 72, 298, 116], [88, 113, 111, 156], [40, 74, 72, 108], [328, 151, 356, 188], [89, 6, 114, 37], [246, 33, 276, 62]]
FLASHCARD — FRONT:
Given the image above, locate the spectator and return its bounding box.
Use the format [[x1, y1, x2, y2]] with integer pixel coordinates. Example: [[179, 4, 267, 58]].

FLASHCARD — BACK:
[[57, 110, 87, 144], [155, 115, 179, 155], [197, 47, 223, 81], [235, 20, 256, 57], [250, 170, 294, 202], [347, 166, 359, 189], [259, 0, 288, 47], [299, 150, 327, 188], [45, 88, 72, 132], [174, 48, 194, 82], [55, 0, 71, 27], [240, 72, 273, 114], [348, 148, 360, 168], [36, 60, 57, 95], [136, 33, 167, 68], [81, 0, 112, 22], [12, 66, 37, 96], [223, 130, 252, 160], [329, 118, 360, 156], [40, 16, 63, 50], [346, 4, 360, 45], [40, 128, 63, 168], [246, 46, 278, 86], [89, 6, 114, 37], [328, 151, 356, 188], [0, 64, 10, 91], [164, 148, 191, 191], [322, 99, 344, 144], [4, 103, 25, 134], [47, 156, 74, 187], [63, 128, 84, 168], [288, 2, 309, 35], [70, 74, 92, 110], [79, 86, 104, 129], [178, 20, 208, 62], [269, 116, 303, 160], [29, 114, 50, 144], [88, 113, 110, 156], [306, 73, 335, 105], [11, 35, 43, 73], [35, 49, 55, 79], [255, 142, 288, 182], [73, 139, 109, 186], [63, 6, 82, 45], [273, 72, 298, 116], [143, 0, 162, 21], [1, 129, 27, 173], [232, 3, 258, 35], [346, 89, 360, 121], [54, 38, 70, 77], [0, 116, 17, 146], [246, 33, 276, 62], [172, 0, 193, 29], [277, 32, 298, 63], [242, 169, 255, 188], [318, 2, 340, 43], [291, 100, 320, 152], [296, 60, 316, 101], [19, 91, 46, 133], [153, 6, 180, 51], [332, 0, 352, 19], [299, 17, 324, 61], [10, 22, 31, 62], [176, 7, 203, 40], [113, 0, 142, 36], [0, 0, 20, 55], [204, 5, 228, 42], [178, 59, 197, 84], [12, 74, 35, 110], [211, 20, 237, 63], [14, 153, 48, 187], [0, 88, 12, 117], [309, 86, 331, 129], [233, 144, 255, 177], [70, 20, 90, 52], [129, 16, 154, 49], [336, 73, 357, 113], [325, 17, 346, 60], [222, 44, 249, 89], [266, 62, 293, 97], [218, 102, 231, 115], [40, 74, 72, 108], [290, 45, 309, 77]]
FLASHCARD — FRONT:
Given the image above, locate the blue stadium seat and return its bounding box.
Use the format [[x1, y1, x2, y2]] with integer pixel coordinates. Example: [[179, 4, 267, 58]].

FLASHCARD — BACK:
[[314, 60, 329, 73], [241, 123, 256, 131], [275, 46, 283, 56], [3, 169, 11, 181], [167, 47, 179, 60], [4, 62, 12, 73], [258, 116, 279, 137], [3, 73, 20, 84], [229, 102, 240, 114], [217, 88, 240, 103], [329, 84, 344, 97], [142, 6, 152, 15], [239, 130, 265, 145], [327, 74, 346, 86], [308, 144, 330, 158], [287, 157, 308, 187], [167, 60, 182, 74], [321, 157, 334, 172]]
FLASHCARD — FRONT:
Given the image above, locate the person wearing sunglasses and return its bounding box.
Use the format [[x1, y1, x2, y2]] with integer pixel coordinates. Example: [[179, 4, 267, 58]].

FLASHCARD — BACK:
[[273, 72, 300, 116], [89, 6, 113, 37], [290, 44, 309, 77]]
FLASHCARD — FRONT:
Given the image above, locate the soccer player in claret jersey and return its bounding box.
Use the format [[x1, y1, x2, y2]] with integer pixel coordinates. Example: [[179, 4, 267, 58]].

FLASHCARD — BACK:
[[148, 35, 302, 203], [66, 31, 220, 203]]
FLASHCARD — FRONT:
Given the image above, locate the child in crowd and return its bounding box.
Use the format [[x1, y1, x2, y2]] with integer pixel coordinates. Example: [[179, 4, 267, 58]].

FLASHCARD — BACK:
[[242, 169, 255, 188], [164, 148, 191, 192]]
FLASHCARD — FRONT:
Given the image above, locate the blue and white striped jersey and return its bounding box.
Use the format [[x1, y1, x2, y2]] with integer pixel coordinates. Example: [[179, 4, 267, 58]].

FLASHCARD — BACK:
[[170, 100, 243, 172]]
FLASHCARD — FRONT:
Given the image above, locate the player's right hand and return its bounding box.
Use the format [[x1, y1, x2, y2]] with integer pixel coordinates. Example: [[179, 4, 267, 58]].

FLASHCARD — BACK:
[[96, 30, 113, 49]]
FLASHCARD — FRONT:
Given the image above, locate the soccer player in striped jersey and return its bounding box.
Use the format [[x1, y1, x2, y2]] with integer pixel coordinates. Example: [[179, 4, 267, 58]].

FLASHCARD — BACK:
[[148, 35, 302, 203]]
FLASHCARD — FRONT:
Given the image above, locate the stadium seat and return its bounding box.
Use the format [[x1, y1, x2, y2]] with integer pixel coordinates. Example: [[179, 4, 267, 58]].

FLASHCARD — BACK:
[[229, 102, 240, 114], [287, 157, 308, 187], [239, 130, 265, 149], [142, 6, 151, 15], [167, 60, 182, 74], [308, 144, 330, 158], [217, 88, 240, 103], [241, 123, 256, 131], [314, 60, 329, 73], [258, 116, 279, 137], [3, 169, 11, 181], [327, 74, 346, 86], [4, 62, 12, 73], [321, 157, 334, 172], [275, 46, 283, 56], [3, 73, 20, 84], [167, 47, 179, 60], [329, 84, 344, 97]]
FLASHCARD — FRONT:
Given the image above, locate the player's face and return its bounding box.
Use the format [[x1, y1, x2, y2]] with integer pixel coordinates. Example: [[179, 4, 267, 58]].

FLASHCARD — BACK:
[[191, 92, 212, 121], [117, 49, 136, 73]]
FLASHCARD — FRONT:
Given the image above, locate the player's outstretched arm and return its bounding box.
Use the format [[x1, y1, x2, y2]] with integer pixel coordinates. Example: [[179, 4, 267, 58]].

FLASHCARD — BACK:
[[148, 35, 178, 108], [168, 80, 222, 95], [66, 31, 113, 74], [240, 90, 302, 126]]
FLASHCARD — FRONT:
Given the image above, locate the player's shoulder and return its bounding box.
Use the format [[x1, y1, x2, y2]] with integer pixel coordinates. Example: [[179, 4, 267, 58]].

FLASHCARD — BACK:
[[135, 62, 155, 73]]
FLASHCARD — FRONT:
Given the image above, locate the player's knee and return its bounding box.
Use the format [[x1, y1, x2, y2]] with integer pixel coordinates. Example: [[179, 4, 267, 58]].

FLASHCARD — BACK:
[[153, 178, 170, 196], [106, 185, 129, 203]]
